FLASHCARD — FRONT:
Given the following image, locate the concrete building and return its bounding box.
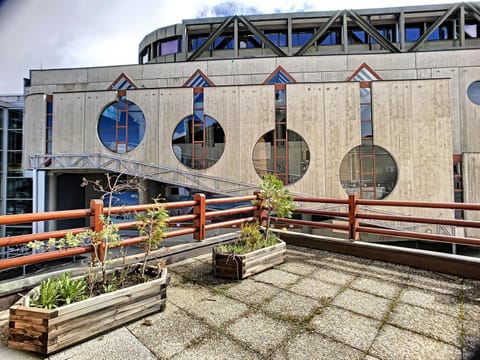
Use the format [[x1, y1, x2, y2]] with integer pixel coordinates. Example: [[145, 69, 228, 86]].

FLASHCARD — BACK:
[[21, 3, 480, 236]]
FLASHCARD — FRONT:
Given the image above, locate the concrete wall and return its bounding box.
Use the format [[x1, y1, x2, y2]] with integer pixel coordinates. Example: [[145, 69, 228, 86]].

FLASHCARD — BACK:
[[373, 79, 454, 219], [463, 153, 480, 238], [23, 49, 480, 227], [26, 49, 480, 157]]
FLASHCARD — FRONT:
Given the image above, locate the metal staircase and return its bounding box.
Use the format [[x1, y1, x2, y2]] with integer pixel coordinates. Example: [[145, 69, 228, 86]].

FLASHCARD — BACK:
[[28, 153, 258, 196]]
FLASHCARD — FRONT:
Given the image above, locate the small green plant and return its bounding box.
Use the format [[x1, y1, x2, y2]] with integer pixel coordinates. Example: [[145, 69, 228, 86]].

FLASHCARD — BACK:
[[256, 173, 295, 240], [135, 199, 169, 279], [216, 221, 278, 255], [30, 273, 86, 309]]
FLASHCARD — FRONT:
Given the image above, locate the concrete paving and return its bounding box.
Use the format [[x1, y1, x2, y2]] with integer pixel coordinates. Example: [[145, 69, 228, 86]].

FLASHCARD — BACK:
[[1, 245, 479, 360]]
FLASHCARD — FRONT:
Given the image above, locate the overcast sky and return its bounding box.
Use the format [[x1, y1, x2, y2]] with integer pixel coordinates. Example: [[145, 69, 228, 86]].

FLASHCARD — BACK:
[[0, 0, 457, 94]]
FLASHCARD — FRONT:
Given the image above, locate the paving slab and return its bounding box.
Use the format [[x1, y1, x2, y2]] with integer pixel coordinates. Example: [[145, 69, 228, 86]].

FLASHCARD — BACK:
[[369, 324, 461, 360], [0, 244, 478, 360], [224, 278, 281, 305], [47, 327, 157, 360], [349, 276, 401, 299], [127, 305, 211, 359], [332, 288, 392, 320], [226, 312, 294, 356], [263, 290, 321, 321], [310, 306, 380, 352], [388, 302, 461, 345], [271, 331, 365, 360]]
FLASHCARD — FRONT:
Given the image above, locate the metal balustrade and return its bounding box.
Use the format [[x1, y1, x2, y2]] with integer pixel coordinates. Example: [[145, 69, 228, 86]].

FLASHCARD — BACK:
[[1, 193, 480, 275]]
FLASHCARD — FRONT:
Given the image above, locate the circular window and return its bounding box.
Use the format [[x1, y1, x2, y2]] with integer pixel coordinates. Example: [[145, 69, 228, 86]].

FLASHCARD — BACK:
[[253, 130, 309, 185], [98, 97, 146, 153], [339, 145, 397, 200], [172, 115, 225, 169], [467, 81, 480, 105]]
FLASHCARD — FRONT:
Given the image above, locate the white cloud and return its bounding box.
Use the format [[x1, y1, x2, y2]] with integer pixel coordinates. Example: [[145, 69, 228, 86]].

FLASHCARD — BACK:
[[0, 0, 461, 94]]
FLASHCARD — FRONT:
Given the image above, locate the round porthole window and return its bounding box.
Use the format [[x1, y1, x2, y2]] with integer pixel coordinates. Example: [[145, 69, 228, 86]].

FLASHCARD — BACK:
[[172, 115, 225, 169], [339, 145, 397, 200], [98, 97, 146, 153], [253, 129, 309, 185], [467, 81, 480, 105]]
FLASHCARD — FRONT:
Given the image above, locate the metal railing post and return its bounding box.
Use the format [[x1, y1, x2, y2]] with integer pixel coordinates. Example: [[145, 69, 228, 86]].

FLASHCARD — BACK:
[[348, 193, 359, 241], [90, 199, 104, 262], [193, 193, 206, 241]]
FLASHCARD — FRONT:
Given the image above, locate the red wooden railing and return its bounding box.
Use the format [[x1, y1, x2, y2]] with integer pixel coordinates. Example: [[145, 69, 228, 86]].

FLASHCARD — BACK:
[[1, 193, 480, 271]]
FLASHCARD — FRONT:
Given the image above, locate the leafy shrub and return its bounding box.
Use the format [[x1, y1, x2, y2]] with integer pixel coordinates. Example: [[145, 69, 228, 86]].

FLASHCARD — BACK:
[[216, 221, 278, 255], [30, 273, 86, 309]]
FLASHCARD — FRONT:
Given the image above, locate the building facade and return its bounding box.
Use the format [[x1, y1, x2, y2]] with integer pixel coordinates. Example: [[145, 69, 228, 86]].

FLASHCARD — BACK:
[[0, 95, 34, 258], [21, 3, 480, 236]]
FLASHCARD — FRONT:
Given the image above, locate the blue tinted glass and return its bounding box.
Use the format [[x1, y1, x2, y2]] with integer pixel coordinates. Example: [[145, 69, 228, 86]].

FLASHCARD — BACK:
[[361, 122, 373, 138], [194, 93, 204, 108], [406, 27, 420, 41], [361, 104, 372, 121], [98, 100, 146, 153], [47, 102, 53, 113], [427, 28, 440, 41]]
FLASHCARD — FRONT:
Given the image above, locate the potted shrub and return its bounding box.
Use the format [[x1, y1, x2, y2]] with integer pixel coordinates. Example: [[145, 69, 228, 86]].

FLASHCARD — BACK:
[[212, 174, 295, 279], [8, 195, 170, 355]]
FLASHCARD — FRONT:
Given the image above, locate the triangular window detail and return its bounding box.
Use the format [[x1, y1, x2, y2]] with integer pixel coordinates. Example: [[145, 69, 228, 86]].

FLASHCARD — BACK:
[[184, 70, 215, 87], [348, 63, 382, 82], [109, 73, 137, 90], [264, 66, 296, 85]]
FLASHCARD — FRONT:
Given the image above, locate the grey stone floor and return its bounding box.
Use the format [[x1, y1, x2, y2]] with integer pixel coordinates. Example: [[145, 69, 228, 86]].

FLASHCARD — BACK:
[[1, 245, 479, 360]]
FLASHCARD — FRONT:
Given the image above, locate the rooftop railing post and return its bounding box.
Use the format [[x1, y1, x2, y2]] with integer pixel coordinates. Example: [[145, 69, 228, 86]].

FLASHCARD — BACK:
[[348, 193, 359, 241], [90, 199, 104, 262], [193, 193, 206, 241], [254, 191, 267, 227]]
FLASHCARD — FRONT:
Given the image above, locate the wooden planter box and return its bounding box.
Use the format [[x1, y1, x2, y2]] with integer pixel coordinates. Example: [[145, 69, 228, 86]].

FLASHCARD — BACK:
[[213, 239, 286, 279], [8, 268, 168, 355]]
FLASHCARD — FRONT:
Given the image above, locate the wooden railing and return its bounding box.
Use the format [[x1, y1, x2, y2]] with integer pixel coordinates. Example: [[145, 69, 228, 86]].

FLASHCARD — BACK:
[[1, 193, 480, 271]]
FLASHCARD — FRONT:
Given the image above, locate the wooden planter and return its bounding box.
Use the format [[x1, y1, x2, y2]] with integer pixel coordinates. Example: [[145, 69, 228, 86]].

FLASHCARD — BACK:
[[8, 268, 168, 355], [212, 239, 286, 279]]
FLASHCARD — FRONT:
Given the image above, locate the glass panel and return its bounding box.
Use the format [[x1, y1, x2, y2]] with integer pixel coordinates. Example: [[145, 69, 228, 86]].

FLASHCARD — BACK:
[[467, 81, 480, 105], [47, 115, 53, 127], [8, 130, 22, 150], [8, 110, 22, 129], [7, 152, 22, 171], [360, 104, 371, 121], [360, 88, 371, 103], [275, 123, 286, 140], [275, 90, 286, 106], [98, 100, 146, 153], [7, 178, 32, 198], [253, 129, 309, 185], [6, 200, 32, 214], [194, 93, 204, 109], [161, 39, 180, 55], [340, 145, 397, 199], [172, 115, 225, 169], [361, 122, 373, 138], [275, 108, 286, 123]]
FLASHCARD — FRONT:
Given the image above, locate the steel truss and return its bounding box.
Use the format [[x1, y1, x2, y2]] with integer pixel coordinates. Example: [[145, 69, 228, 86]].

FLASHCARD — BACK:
[[29, 153, 257, 196]]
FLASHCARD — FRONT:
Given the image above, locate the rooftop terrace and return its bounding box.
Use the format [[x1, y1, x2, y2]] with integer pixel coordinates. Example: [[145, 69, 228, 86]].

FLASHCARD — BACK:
[[2, 244, 479, 359]]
